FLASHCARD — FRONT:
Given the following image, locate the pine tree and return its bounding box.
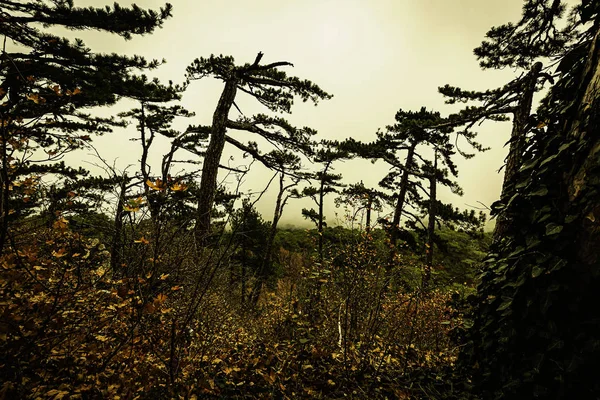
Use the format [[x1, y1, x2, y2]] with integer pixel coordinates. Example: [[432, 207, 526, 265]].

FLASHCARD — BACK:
[[335, 181, 387, 234], [436, 1, 574, 240], [185, 52, 331, 243], [298, 140, 350, 263], [405, 151, 486, 287], [439, 61, 552, 240], [244, 150, 304, 304], [362, 109, 473, 261], [118, 100, 203, 222], [0, 0, 178, 254], [230, 199, 270, 305]]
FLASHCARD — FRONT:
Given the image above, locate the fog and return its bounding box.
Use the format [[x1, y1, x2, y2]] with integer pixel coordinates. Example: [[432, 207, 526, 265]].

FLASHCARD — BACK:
[[61, 0, 534, 229]]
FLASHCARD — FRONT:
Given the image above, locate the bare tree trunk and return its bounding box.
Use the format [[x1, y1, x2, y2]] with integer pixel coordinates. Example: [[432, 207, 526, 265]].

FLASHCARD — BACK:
[[241, 262, 246, 305], [267, 172, 286, 264], [388, 142, 416, 267], [195, 78, 238, 244], [0, 71, 20, 257], [138, 102, 160, 222], [424, 152, 438, 288], [250, 172, 287, 304], [365, 194, 373, 234], [318, 176, 325, 264], [110, 175, 128, 274], [0, 123, 9, 257], [494, 62, 543, 241]]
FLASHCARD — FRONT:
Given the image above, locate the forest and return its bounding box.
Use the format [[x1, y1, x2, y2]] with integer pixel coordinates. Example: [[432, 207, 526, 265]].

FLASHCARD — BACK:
[[1, 0, 599, 399]]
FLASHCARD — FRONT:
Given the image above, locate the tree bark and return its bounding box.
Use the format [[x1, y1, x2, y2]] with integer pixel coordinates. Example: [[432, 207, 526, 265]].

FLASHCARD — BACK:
[[424, 153, 438, 288], [470, 27, 600, 398], [0, 122, 9, 257], [241, 261, 246, 305], [195, 78, 238, 244], [565, 28, 600, 267], [110, 176, 128, 274], [365, 194, 373, 234], [250, 172, 287, 304], [388, 142, 416, 267], [493, 62, 543, 241], [318, 173, 325, 264]]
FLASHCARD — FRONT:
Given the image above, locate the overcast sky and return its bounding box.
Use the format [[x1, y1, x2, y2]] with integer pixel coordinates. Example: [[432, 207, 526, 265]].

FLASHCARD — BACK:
[[61, 0, 534, 228]]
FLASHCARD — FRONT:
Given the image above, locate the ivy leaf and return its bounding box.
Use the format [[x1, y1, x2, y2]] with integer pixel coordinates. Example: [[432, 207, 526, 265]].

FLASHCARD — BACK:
[[519, 159, 538, 172], [506, 193, 520, 207], [497, 298, 512, 311], [558, 141, 576, 153], [549, 259, 567, 272], [515, 179, 529, 189], [565, 214, 578, 224], [526, 235, 541, 249], [531, 265, 544, 278], [530, 186, 549, 197], [540, 154, 558, 167], [545, 223, 563, 236]]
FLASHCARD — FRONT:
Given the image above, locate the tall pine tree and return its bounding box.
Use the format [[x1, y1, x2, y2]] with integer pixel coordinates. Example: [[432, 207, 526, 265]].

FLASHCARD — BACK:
[[185, 52, 331, 243], [0, 0, 178, 254]]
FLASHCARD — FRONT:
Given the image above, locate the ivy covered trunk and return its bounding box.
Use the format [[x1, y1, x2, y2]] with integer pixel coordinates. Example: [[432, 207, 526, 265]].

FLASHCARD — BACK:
[[464, 27, 600, 399], [493, 62, 543, 241], [566, 33, 600, 267]]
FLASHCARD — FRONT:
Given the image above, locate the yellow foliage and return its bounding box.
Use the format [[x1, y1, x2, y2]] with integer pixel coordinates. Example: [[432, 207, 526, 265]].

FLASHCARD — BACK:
[[146, 179, 166, 191], [170, 182, 188, 192], [26, 93, 46, 104]]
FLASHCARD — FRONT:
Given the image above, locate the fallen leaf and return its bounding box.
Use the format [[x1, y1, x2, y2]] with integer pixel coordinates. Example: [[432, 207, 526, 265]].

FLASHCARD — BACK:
[[52, 248, 67, 258], [155, 293, 167, 304]]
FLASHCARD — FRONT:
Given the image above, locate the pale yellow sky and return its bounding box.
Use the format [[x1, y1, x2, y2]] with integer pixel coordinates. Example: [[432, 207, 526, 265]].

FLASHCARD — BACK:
[[59, 0, 533, 227]]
